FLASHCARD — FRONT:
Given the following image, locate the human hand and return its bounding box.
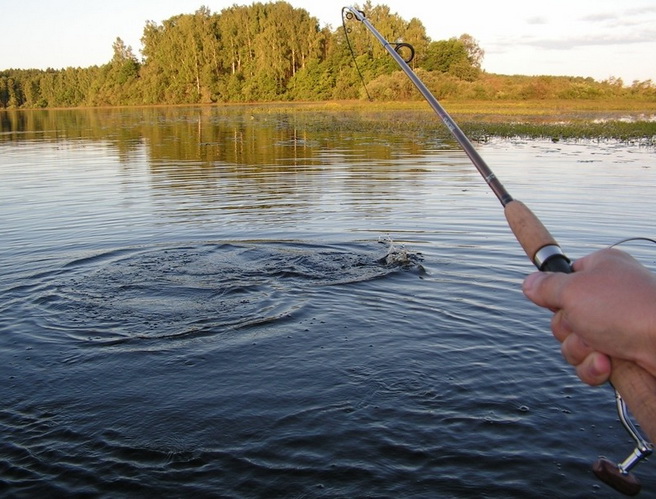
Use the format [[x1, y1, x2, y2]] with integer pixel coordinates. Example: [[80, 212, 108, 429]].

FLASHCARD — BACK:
[[522, 248, 656, 386]]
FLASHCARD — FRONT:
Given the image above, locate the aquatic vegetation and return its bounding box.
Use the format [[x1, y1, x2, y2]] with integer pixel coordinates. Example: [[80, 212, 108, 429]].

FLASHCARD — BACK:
[[286, 102, 656, 145], [460, 119, 656, 145]]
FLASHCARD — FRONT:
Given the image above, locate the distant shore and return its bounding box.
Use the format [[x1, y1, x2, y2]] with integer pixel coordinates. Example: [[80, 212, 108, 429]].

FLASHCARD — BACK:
[[2, 98, 655, 143], [4, 97, 656, 115]]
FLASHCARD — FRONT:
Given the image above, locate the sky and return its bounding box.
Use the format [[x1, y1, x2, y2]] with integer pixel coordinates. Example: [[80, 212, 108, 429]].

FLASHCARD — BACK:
[[1, 0, 655, 84]]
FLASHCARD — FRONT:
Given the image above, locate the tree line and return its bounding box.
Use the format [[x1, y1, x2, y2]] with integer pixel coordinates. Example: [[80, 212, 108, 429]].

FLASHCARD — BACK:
[[1, 1, 654, 109]]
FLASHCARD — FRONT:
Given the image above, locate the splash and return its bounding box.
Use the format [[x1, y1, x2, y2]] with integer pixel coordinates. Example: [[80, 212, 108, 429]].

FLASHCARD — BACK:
[[22, 240, 424, 348], [378, 235, 424, 269]]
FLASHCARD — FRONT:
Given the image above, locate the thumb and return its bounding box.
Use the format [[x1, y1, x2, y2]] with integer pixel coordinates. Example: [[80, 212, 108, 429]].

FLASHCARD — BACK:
[[522, 271, 570, 310]]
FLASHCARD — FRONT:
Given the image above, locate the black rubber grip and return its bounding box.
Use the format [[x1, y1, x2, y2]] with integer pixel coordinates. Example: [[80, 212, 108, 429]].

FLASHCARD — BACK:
[[541, 254, 572, 273]]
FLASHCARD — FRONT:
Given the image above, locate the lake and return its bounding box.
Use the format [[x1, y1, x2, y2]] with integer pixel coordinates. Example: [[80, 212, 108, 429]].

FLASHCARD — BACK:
[[1, 106, 655, 497]]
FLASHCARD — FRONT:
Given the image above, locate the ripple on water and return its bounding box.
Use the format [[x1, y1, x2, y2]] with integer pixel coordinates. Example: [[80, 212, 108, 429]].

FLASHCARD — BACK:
[[17, 240, 424, 349]]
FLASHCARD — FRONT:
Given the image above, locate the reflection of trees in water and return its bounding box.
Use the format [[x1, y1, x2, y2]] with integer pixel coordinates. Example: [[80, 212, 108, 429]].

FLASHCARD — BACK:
[[1, 107, 473, 219], [1, 105, 452, 165]]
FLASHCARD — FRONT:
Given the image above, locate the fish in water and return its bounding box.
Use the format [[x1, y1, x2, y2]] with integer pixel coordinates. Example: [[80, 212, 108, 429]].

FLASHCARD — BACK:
[[377, 236, 424, 269]]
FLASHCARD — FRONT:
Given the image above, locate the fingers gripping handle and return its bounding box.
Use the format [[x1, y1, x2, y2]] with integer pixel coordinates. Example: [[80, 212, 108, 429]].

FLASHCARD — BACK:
[[505, 199, 655, 494]]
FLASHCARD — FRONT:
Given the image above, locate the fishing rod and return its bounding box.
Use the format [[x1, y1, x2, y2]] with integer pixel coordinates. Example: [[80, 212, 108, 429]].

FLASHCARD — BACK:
[[342, 6, 654, 496]]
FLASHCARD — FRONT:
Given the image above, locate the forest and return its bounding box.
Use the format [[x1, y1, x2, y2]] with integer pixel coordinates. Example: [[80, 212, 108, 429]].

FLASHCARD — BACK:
[[1, 1, 654, 109]]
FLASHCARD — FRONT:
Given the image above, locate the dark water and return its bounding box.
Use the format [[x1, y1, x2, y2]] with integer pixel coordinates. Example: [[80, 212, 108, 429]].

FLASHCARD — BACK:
[[1, 107, 655, 497]]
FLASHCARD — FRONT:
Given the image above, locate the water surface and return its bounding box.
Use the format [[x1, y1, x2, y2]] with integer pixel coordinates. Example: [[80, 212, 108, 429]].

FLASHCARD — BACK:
[[1, 107, 655, 497]]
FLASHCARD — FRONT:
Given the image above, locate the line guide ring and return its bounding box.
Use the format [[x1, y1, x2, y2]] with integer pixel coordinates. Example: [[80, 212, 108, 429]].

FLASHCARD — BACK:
[[344, 10, 415, 64]]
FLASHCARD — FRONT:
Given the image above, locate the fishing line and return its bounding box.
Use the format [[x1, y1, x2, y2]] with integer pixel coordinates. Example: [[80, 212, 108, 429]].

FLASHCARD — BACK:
[[342, 6, 654, 495], [342, 9, 372, 101], [610, 236, 656, 249], [343, 8, 416, 103]]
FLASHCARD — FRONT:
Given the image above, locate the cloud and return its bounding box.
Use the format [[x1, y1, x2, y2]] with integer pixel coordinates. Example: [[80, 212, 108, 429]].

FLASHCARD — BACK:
[[484, 24, 656, 57], [579, 12, 615, 23], [513, 5, 656, 51], [523, 29, 656, 50], [579, 5, 656, 25], [617, 5, 656, 16], [526, 16, 548, 25]]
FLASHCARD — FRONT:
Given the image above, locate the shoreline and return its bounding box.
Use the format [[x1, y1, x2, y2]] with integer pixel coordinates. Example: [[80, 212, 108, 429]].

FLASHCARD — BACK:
[[2, 98, 656, 116], [2, 99, 654, 143]]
